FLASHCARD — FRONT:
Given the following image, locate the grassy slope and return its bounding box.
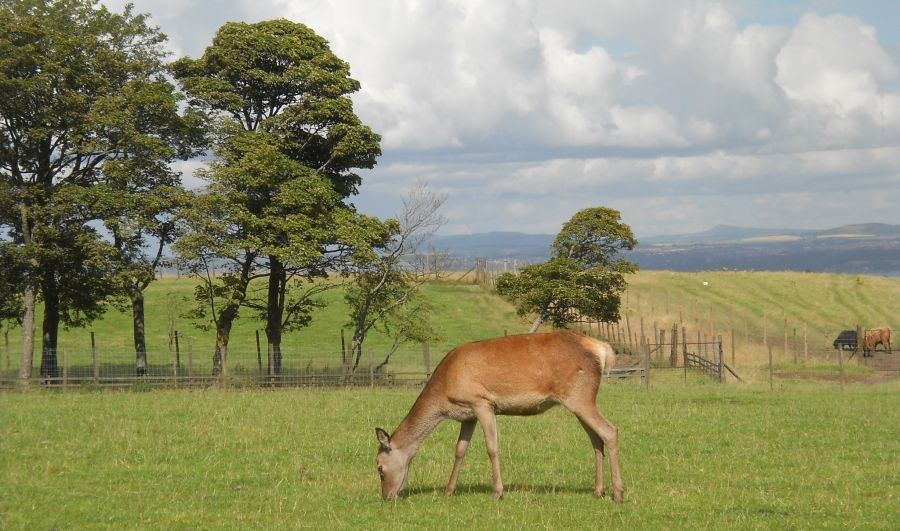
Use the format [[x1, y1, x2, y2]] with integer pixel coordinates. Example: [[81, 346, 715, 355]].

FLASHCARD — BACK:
[[1, 382, 897, 529], [624, 270, 900, 336], [0, 278, 528, 373]]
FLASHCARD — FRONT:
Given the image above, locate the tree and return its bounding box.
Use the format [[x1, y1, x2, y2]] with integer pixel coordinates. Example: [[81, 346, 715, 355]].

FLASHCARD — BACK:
[[176, 130, 389, 374], [496, 207, 637, 332], [102, 185, 194, 376], [0, 0, 193, 382], [172, 19, 384, 374], [344, 184, 447, 371], [94, 76, 205, 375]]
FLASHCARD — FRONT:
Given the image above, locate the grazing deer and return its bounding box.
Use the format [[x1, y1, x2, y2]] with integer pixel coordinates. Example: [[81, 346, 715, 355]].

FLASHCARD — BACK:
[[374, 330, 623, 501]]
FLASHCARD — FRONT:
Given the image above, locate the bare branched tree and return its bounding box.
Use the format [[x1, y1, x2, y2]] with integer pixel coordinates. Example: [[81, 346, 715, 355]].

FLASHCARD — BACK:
[[344, 182, 448, 371]]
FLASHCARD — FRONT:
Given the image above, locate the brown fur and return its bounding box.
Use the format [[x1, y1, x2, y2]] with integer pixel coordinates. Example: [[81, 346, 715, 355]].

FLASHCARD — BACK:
[[863, 328, 892, 354], [375, 330, 623, 501]]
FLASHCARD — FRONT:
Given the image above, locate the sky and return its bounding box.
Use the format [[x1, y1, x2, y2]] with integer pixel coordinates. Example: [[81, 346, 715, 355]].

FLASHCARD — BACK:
[[105, 0, 900, 237]]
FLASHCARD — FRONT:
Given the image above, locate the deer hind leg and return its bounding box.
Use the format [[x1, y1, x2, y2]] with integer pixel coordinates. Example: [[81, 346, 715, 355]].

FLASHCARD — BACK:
[[473, 403, 503, 499], [445, 419, 476, 496], [578, 418, 606, 497], [567, 400, 624, 502]]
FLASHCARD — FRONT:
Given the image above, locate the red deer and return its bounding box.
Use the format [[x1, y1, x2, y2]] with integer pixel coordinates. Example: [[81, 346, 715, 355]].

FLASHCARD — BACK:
[[863, 328, 892, 356], [374, 331, 623, 501]]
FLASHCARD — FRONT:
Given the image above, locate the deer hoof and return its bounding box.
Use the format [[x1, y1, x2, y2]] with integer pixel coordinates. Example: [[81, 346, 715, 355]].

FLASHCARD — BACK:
[[493, 490, 504, 500], [612, 490, 624, 503]]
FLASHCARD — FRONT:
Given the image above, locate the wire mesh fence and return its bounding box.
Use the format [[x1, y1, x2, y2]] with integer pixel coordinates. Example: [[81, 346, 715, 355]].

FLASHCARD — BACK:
[[0, 334, 654, 389], [0, 343, 435, 388]]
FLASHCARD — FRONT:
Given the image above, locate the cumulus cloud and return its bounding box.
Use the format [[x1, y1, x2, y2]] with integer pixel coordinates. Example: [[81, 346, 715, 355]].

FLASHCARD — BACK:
[[101, 0, 900, 235]]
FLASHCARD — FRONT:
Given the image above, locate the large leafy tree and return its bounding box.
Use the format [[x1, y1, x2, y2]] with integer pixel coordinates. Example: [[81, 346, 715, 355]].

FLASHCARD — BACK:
[[497, 207, 637, 332], [94, 78, 205, 375], [176, 130, 389, 374], [172, 20, 384, 374], [0, 0, 196, 382]]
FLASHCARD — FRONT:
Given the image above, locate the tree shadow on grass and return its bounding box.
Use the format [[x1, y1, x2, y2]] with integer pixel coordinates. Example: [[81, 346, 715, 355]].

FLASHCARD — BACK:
[[405, 483, 597, 497]]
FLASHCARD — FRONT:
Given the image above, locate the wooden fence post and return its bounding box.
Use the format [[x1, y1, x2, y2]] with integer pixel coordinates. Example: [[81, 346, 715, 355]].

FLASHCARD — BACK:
[[625, 315, 633, 352], [423, 342, 432, 380], [340, 329, 346, 367], [173, 343, 178, 384], [768, 345, 773, 392], [255, 330, 263, 372], [642, 337, 650, 390], [682, 326, 688, 384], [63, 350, 69, 389], [671, 324, 678, 368], [855, 324, 863, 364], [658, 329, 666, 361], [174, 330, 181, 370], [267, 343, 275, 386], [91, 331, 99, 384], [717, 335, 724, 383], [763, 310, 768, 347], [803, 322, 808, 364]]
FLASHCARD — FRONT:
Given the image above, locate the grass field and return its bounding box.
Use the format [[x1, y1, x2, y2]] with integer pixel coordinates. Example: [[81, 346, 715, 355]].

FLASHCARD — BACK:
[[2, 270, 899, 378], [0, 278, 528, 376], [621, 270, 900, 345], [1, 380, 897, 529]]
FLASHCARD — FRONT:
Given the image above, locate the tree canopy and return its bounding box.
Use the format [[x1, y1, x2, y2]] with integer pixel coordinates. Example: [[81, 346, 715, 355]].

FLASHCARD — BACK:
[[172, 19, 388, 374], [0, 0, 201, 380], [497, 207, 637, 331]]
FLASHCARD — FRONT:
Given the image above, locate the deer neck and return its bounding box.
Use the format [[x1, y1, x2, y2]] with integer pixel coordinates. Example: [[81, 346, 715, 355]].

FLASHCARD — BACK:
[[391, 392, 444, 458]]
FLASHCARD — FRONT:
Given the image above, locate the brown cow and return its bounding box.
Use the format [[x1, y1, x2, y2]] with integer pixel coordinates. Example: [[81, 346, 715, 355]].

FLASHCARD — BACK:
[[863, 328, 892, 356]]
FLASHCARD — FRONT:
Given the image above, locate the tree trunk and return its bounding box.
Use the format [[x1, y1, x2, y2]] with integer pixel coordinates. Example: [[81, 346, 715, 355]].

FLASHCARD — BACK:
[[529, 303, 550, 333], [213, 304, 238, 376], [130, 286, 148, 376], [40, 275, 60, 378], [18, 285, 36, 384], [265, 256, 285, 374], [17, 204, 36, 385]]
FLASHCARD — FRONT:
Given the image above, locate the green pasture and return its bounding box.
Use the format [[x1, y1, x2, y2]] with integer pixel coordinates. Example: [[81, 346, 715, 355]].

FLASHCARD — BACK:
[[622, 270, 900, 346], [0, 278, 527, 377], [2, 270, 900, 379], [1, 381, 897, 529]]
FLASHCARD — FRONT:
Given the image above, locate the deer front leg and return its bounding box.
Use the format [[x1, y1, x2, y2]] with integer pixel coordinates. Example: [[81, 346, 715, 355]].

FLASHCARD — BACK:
[[446, 419, 476, 496], [473, 404, 503, 499]]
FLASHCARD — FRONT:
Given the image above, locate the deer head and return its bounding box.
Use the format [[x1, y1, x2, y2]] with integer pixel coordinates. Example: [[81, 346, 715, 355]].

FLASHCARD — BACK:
[[375, 427, 410, 500]]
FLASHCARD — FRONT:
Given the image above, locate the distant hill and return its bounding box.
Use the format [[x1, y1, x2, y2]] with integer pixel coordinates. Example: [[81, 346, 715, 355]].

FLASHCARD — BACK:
[[641, 225, 804, 245], [429, 223, 900, 275], [430, 232, 554, 261], [815, 223, 900, 238]]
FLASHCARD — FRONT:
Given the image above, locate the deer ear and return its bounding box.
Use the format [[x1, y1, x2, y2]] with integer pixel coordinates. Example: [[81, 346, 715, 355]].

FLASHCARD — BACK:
[[375, 427, 391, 450]]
